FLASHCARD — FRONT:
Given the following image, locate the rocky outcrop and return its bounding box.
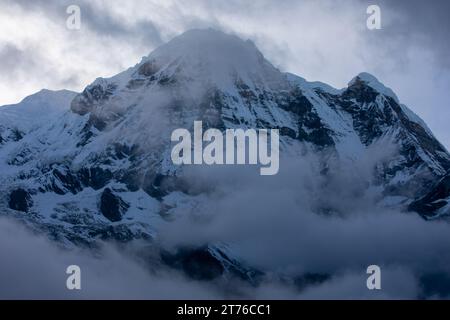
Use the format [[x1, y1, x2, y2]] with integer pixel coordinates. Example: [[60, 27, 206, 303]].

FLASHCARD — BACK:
[[8, 188, 33, 212], [70, 80, 117, 116], [409, 174, 450, 218], [161, 247, 225, 281], [99, 188, 129, 222]]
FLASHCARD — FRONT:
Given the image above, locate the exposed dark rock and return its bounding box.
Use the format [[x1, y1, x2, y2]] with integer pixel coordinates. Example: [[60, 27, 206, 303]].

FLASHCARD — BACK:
[[78, 167, 113, 190], [138, 60, 160, 77], [76, 123, 95, 148], [143, 173, 173, 199], [199, 89, 226, 130], [87, 224, 152, 242], [99, 188, 129, 222], [236, 78, 257, 102], [39, 166, 113, 196], [343, 77, 379, 104], [409, 174, 450, 218], [118, 170, 141, 192], [88, 114, 109, 131], [8, 188, 33, 212], [386, 97, 450, 171], [52, 168, 83, 194], [11, 128, 24, 142], [280, 88, 313, 116], [158, 75, 176, 86], [71, 82, 117, 115], [280, 88, 334, 147], [161, 246, 263, 282], [280, 126, 297, 139], [211, 247, 264, 284], [161, 247, 225, 281], [126, 79, 146, 89]]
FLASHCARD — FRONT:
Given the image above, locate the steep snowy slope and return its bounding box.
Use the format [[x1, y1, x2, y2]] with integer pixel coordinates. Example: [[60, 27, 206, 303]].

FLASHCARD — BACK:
[[302, 72, 450, 200], [0, 89, 76, 144], [1, 29, 449, 275]]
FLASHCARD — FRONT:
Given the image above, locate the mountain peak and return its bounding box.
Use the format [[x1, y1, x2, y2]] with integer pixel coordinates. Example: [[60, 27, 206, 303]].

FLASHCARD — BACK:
[[348, 72, 399, 102], [70, 29, 286, 116], [0, 88, 76, 133], [149, 28, 259, 58], [4, 89, 76, 109], [135, 28, 281, 88]]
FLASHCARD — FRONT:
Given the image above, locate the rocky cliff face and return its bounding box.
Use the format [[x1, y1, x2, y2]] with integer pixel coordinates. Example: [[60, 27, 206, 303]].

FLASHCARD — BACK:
[[1, 29, 449, 280]]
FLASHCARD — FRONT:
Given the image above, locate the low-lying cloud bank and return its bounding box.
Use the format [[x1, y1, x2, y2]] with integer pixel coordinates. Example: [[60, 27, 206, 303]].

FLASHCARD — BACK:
[[0, 215, 425, 299], [158, 150, 450, 299], [0, 217, 228, 299], [2, 150, 450, 299]]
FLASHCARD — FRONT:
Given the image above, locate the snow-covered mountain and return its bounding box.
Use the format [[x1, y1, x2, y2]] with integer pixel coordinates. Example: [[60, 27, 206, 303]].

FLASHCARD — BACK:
[[0, 89, 76, 144], [1, 29, 449, 280]]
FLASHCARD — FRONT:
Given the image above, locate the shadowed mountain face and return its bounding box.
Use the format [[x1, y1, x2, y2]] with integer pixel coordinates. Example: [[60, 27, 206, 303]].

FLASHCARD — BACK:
[[1, 29, 449, 283]]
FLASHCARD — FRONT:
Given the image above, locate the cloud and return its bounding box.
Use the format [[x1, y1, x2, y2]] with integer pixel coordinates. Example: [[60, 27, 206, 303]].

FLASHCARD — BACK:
[[368, 0, 450, 68], [296, 268, 419, 300], [156, 149, 450, 299], [0, 44, 35, 76], [0, 217, 230, 299], [0, 214, 429, 299], [1, 143, 450, 299], [0, 0, 166, 106], [7, 0, 163, 43]]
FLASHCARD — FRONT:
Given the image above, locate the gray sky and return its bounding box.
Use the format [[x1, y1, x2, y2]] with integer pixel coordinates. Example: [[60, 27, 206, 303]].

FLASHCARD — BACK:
[[0, 0, 448, 148]]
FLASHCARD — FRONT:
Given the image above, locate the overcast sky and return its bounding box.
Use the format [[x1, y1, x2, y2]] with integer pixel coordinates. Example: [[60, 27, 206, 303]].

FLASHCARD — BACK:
[[0, 0, 448, 148]]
